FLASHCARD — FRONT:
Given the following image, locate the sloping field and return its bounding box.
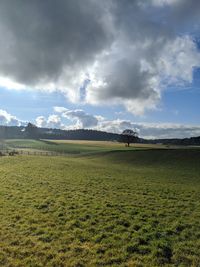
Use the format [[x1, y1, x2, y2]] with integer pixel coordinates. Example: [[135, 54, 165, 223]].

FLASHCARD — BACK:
[[5, 139, 132, 154], [5, 139, 186, 155], [0, 149, 200, 266]]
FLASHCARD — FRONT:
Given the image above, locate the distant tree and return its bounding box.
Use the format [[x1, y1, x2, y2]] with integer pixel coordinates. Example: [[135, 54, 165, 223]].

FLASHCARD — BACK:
[[25, 123, 39, 139], [120, 129, 138, 147]]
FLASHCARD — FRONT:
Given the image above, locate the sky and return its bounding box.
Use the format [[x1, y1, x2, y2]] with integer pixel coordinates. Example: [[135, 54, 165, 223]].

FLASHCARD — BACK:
[[0, 0, 200, 139]]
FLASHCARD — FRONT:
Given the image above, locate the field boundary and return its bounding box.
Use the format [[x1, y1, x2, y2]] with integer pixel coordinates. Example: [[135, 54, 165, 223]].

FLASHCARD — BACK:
[[0, 149, 67, 157]]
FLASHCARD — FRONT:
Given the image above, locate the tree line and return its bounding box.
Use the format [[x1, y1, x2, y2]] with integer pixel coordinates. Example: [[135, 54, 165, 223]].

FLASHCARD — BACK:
[[0, 123, 200, 146]]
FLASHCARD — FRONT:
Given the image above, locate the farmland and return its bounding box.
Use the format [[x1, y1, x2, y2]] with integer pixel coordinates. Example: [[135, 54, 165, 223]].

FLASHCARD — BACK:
[[3, 139, 188, 155], [4, 139, 134, 155], [0, 140, 200, 266]]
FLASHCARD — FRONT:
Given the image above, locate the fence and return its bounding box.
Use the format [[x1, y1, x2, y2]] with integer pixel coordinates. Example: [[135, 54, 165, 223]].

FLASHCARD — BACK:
[[0, 149, 67, 157]]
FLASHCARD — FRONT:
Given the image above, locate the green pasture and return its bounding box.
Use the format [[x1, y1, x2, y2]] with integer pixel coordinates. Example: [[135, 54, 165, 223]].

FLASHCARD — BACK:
[[0, 144, 200, 266], [4, 139, 184, 155], [4, 139, 135, 155]]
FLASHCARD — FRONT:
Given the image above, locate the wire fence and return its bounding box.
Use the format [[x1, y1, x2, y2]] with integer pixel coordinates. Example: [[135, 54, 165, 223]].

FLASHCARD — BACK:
[[0, 149, 67, 157]]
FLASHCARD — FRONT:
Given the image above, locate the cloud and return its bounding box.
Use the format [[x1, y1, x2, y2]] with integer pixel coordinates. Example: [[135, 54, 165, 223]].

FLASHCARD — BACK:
[[0, 0, 113, 101], [0, 1, 199, 114], [35, 114, 62, 129], [54, 107, 98, 128], [151, 0, 180, 6], [47, 115, 62, 129], [37, 107, 98, 129], [54, 106, 68, 113], [0, 109, 24, 126], [95, 119, 200, 139], [35, 116, 47, 128]]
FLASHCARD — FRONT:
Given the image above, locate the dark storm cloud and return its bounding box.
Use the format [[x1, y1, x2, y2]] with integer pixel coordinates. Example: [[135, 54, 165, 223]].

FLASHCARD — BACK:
[[171, 0, 200, 23], [0, 0, 199, 114], [0, 0, 112, 84]]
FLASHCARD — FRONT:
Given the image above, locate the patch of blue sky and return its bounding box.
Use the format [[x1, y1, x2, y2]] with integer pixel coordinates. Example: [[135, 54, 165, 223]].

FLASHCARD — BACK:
[[0, 87, 67, 121]]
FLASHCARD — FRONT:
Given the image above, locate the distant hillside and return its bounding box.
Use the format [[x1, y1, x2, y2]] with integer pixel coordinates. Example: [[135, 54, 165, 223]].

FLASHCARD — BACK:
[[0, 124, 200, 145], [0, 124, 120, 141], [141, 136, 200, 146]]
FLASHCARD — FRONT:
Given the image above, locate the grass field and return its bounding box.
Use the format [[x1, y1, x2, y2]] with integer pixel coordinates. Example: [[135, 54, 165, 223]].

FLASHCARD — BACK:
[[4, 139, 188, 155], [0, 141, 200, 266], [5, 139, 134, 155]]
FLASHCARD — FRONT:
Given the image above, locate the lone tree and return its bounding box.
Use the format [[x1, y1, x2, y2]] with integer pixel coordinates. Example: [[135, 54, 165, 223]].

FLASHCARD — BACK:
[[120, 129, 138, 147]]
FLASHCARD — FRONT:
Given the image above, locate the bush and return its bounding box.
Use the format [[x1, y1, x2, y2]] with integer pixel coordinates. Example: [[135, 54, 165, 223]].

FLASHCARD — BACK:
[[8, 151, 19, 156]]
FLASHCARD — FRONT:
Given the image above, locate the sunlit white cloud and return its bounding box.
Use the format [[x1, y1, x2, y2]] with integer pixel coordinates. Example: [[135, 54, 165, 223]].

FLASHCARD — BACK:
[[35, 116, 47, 128], [0, 109, 24, 126], [54, 107, 98, 128], [35, 114, 63, 129]]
